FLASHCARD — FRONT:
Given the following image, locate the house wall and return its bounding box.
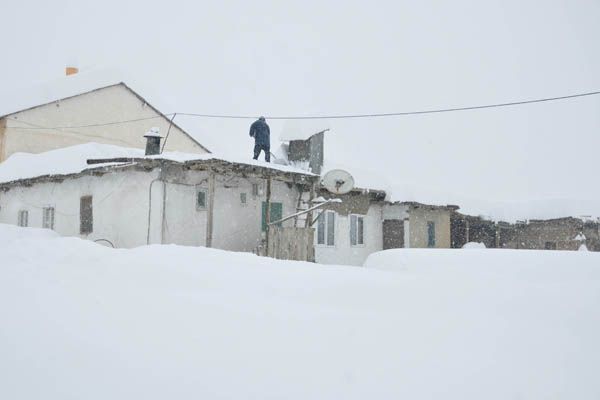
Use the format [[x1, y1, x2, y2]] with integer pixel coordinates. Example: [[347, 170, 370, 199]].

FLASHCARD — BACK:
[[1, 84, 207, 161], [382, 203, 410, 249], [382, 203, 409, 220], [450, 213, 500, 248], [582, 222, 600, 251], [0, 169, 162, 248], [314, 203, 383, 266], [506, 220, 582, 250], [0, 166, 308, 255], [408, 207, 451, 248], [0, 118, 6, 161], [157, 165, 305, 252], [212, 176, 302, 252]]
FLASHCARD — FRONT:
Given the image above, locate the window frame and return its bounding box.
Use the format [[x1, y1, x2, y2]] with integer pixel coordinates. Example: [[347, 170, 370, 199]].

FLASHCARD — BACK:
[[42, 206, 55, 230], [196, 187, 208, 211], [316, 210, 336, 247], [350, 214, 365, 247], [261, 201, 283, 232], [17, 209, 29, 227], [80, 195, 93, 235], [427, 221, 436, 248]]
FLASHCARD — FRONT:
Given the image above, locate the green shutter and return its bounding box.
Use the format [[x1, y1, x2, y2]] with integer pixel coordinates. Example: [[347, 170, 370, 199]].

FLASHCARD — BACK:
[[262, 202, 283, 231]]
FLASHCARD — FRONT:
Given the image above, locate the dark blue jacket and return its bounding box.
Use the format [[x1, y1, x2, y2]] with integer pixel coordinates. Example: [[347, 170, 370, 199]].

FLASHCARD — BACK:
[[249, 119, 270, 146]]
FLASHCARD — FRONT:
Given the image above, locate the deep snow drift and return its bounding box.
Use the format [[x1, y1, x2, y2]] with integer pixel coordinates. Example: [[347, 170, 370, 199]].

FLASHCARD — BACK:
[[1, 224, 599, 399]]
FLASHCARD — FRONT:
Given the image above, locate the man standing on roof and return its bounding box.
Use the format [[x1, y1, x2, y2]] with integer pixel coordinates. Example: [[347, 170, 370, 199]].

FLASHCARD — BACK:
[[249, 116, 270, 162]]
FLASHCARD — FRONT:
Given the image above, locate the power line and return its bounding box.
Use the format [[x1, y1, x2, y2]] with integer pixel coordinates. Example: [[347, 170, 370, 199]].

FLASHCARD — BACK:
[[3, 90, 599, 130], [177, 90, 600, 120], [6, 117, 135, 146], [7, 114, 172, 130]]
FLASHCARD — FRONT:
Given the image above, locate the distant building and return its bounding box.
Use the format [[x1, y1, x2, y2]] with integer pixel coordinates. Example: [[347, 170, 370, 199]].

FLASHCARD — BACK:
[[451, 212, 599, 251], [508, 217, 597, 251], [0, 78, 209, 162], [311, 194, 457, 265]]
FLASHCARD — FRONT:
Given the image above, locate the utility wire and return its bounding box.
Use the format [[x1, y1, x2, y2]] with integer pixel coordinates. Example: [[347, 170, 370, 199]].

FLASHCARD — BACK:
[[177, 90, 600, 120], [7, 114, 172, 130], [3, 90, 600, 129], [6, 118, 135, 146]]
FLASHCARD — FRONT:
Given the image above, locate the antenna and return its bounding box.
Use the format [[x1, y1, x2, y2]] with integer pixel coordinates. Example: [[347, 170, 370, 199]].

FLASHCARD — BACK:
[[321, 169, 355, 195]]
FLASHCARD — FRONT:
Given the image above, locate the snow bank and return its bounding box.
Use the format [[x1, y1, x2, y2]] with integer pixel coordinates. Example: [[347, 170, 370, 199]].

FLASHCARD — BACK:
[[364, 247, 600, 275], [0, 142, 313, 184], [1, 224, 600, 399]]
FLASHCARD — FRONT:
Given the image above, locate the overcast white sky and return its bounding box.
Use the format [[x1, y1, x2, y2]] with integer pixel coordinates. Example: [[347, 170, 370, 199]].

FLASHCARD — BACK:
[[2, 0, 600, 204]]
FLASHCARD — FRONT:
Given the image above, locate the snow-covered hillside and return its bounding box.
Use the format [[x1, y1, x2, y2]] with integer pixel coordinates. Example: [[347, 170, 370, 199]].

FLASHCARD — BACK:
[[1, 224, 599, 399]]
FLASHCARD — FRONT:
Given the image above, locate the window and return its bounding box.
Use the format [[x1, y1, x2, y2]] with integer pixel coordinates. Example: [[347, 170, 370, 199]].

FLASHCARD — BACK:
[[196, 188, 207, 210], [43, 207, 55, 230], [261, 202, 283, 231], [427, 221, 436, 248], [80, 196, 93, 234], [350, 215, 365, 246], [240, 192, 247, 205], [252, 183, 260, 197], [17, 210, 28, 227], [317, 210, 336, 246]]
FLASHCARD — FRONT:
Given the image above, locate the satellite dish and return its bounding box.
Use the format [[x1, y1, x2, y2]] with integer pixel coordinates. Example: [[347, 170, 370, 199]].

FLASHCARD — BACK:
[[322, 169, 355, 195]]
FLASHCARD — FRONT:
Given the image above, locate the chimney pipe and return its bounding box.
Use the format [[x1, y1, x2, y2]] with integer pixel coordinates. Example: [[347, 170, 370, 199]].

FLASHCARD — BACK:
[[66, 66, 79, 76], [144, 127, 163, 155]]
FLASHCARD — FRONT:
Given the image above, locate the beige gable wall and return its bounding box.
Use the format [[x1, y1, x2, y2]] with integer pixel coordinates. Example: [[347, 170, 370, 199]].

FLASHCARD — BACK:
[[409, 207, 451, 248], [0, 118, 6, 161], [1, 84, 208, 161]]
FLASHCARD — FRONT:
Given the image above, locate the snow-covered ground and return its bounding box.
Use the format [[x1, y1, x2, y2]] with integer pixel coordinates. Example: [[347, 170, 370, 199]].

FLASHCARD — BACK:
[[1, 223, 599, 399]]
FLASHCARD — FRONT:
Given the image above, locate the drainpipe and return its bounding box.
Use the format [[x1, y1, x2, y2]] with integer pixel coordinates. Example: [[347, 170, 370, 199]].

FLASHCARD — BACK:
[[265, 175, 272, 256], [161, 180, 167, 244], [146, 169, 167, 245], [147, 177, 160, 244]]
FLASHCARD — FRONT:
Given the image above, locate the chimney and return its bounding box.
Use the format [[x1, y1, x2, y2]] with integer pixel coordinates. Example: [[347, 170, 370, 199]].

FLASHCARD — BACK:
[[287, 130, 326, 174], [65, 66, 79, 76], [144, 127, 162, 155]]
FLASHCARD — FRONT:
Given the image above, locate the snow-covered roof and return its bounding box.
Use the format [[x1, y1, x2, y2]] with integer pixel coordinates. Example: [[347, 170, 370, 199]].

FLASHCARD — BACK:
[[0, 143, 315, 185]]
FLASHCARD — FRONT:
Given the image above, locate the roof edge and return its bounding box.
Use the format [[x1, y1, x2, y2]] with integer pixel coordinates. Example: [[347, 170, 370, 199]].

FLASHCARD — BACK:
[[1, 81, 212, 154]]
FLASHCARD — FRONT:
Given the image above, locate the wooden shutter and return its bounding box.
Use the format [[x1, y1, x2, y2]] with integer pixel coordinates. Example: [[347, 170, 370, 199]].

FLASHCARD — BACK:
[[80, 196, 93, 234]]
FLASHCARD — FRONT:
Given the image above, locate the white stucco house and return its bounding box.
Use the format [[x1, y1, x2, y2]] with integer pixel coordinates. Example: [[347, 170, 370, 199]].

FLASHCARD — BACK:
[[0, 75, 458, 266], [0, 141, 457, 266], [0, 143, 316, 254]]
